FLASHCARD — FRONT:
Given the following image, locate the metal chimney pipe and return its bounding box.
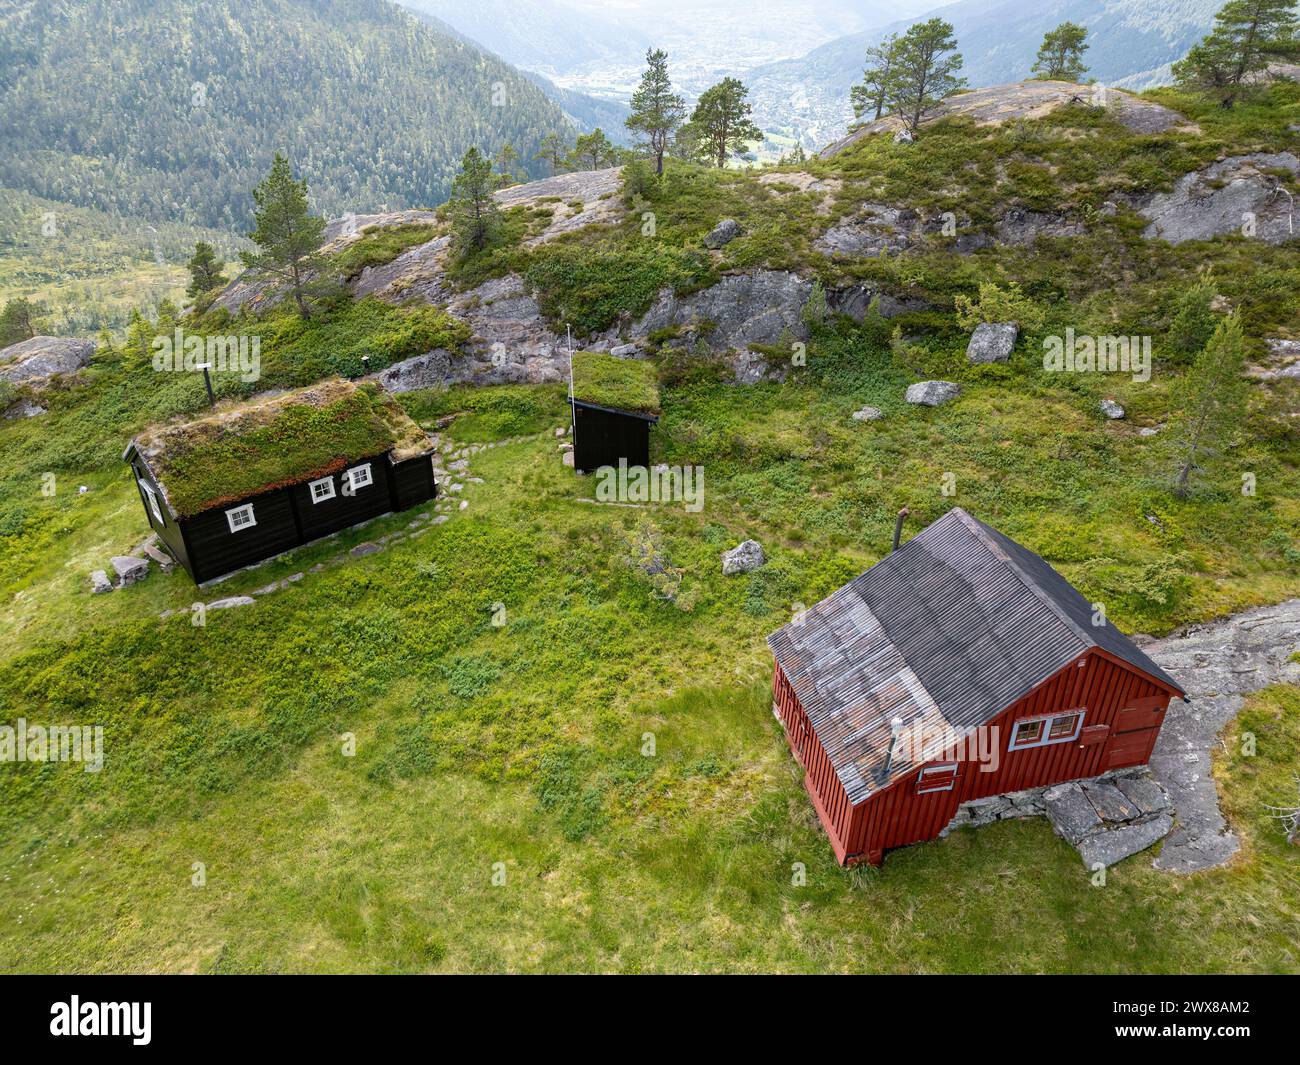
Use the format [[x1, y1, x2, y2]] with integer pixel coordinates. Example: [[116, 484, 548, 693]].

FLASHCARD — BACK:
[[892, 507, 910, 552], [879, 716, 905, 783]]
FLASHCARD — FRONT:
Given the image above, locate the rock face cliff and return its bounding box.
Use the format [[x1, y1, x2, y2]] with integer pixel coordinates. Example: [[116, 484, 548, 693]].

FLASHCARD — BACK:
[[0, 336, 96, 385]]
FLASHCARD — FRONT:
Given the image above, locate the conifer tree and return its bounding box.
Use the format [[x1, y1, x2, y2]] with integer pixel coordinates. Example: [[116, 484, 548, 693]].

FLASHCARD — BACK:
[[626, 48, 686, 176], [239, 153, 327, 319], [1031, 22, 1090, 81]]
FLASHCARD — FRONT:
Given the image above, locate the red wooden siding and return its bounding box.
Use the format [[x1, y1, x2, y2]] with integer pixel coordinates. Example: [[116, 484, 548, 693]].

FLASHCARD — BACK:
[[772, 663, 854, 862], [773, 651, 1178, 866]]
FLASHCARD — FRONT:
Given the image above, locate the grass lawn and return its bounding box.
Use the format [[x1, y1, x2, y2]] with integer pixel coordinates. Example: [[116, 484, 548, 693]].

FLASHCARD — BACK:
[[1, 366, 1297, 972], [1, 81, 1298, 972]]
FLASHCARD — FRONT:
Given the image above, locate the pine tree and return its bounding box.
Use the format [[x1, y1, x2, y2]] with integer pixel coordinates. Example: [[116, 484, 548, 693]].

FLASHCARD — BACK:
[[448, 147, 502, 258], [1031, 22, 1090, 81], [570, 129, 616, 170], [688, 78, 762, 168], [495, 143, 521, 188], [534, 132, 568, 175], [1169, 314, 1250, 497], [1173, 0, 1299, 107], [625, 48, 686, 176], [886, 19, 966, 136], [185, 242, 227, 300], [851, 34, 901, 122], [0, 298, 43, 347], [238, 153, 327, 319]]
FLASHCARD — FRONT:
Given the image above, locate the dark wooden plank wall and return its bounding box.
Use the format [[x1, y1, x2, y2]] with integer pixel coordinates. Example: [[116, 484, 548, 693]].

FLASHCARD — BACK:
[[389, 454, 436, 511], [572, 402, 652, 474], [183, 487, 301, 584], [129, 457, 196, 579], [293, 454, 394, 541]]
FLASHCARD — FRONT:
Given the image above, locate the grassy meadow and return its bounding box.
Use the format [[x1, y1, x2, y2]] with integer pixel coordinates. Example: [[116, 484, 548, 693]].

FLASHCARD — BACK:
[[0, 83, 1298, 972]]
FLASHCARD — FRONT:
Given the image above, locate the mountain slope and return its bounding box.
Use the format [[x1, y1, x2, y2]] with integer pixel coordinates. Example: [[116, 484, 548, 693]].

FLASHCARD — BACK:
[[397, 0, 649, 77], [746, 0, 1222, 147], [0, 0, 575, 230]]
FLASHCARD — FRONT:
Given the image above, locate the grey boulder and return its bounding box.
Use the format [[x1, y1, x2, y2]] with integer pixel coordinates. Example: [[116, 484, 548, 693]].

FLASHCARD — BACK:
[[966, 322, 1019, 364], [89, 570, 113, 595], [721, 539, 766, 576], [1100, 398, 1125, 419], [703, 218, 743, 249], [0, 336, 95, 385], [850, 405, 883, 422], [905, 380, 961, 406]]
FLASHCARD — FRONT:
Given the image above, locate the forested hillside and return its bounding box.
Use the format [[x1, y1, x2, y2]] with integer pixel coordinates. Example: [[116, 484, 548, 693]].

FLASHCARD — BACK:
[[0, 0, 574, 230]]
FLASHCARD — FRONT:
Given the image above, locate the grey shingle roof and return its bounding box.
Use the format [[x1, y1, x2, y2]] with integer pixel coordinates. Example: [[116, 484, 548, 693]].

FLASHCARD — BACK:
[[767, 508, 1185, 804]]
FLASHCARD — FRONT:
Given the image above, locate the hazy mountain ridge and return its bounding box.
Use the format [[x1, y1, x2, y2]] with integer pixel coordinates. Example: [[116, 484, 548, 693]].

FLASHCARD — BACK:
[[0, 0, 575, 231]]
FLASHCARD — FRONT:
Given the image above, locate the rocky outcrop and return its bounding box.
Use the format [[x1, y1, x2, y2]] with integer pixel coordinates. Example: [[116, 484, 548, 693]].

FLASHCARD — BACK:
[[496, 166, 624, 245], [816, 202, 1083, 259], [721, 539, 766, 575], [905, 380, 961, 406], [350, 234, 452, 304], [1140, 152, 1300, 246], [1143, 599, 1300, 872], [628, 270, 812, 351], [448, 274, 567, 384], [966, 322, 1018, 363], [827, 284, 932, 320], [1249, 337, 1300, 381], [820, 80, 1197, 158], [375, 349, 457, 393], [0, 336, 95, 385]]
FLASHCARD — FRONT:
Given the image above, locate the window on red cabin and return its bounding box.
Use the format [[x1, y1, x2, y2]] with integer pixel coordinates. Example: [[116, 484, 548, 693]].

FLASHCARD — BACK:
[[916, 763, 958, 794], [1009, 710, 1086, 750], [1049, 712, 1082, 740], [1012, 719, 1043, 747]]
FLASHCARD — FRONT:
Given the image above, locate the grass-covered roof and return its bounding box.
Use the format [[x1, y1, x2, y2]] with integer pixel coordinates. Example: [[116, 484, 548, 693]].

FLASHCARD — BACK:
[[570, 351, 660, 417], [132, 378, 430, 516]]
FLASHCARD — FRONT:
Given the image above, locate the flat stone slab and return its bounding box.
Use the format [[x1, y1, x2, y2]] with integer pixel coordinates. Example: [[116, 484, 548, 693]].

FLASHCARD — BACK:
[[1045, 783, 1102, 846], [1082, 781, 1140, 823], [1079, 814, 1174, 869], [905, 380, 961, 406], [1116, 775, 1171, 817], [207, 596, 255, 610]]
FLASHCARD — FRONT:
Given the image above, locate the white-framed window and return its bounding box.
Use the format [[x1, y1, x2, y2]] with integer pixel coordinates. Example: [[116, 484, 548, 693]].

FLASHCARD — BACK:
[[309, 476, 336, 504], [225, 503, 257, 533], [139, 479, 165, 525], [916, 762, 958, 794], [346, 463, 373, 493], [1008, 709, 1085, 752]]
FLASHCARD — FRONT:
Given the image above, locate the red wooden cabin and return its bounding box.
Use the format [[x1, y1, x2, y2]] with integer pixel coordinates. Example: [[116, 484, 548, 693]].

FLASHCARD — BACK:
[[767, 508, 1185, 866]]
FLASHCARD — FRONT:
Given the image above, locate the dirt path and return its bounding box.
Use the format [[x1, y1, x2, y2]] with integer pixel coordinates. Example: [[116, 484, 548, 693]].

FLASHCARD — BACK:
[[1143, 600, 1300, 872]]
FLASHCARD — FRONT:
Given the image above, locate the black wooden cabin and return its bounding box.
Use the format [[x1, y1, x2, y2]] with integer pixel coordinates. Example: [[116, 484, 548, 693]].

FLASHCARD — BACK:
[[570, 399, 657, 474], [123, 379, 437, 585], [568, 350, 661, 474]]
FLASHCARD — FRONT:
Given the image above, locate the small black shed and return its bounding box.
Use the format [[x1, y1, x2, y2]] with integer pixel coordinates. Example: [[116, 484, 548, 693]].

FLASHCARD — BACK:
[[123, 378, 437, 584], [569, 350, 660, 474]]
